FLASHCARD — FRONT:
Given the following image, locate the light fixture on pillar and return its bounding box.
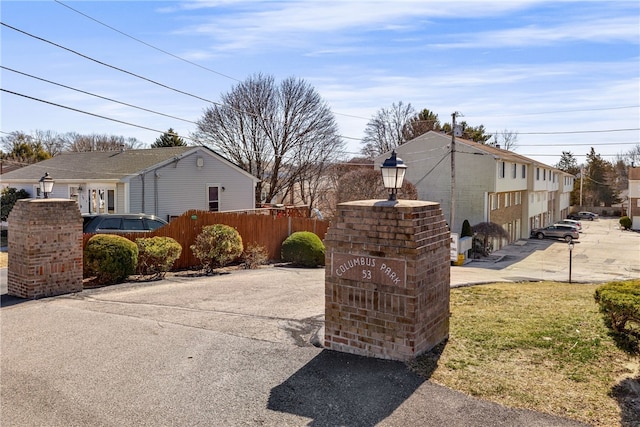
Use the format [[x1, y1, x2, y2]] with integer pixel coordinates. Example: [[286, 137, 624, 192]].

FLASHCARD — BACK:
[[39, 172, 54, 199], [380, 149, 407, 201]]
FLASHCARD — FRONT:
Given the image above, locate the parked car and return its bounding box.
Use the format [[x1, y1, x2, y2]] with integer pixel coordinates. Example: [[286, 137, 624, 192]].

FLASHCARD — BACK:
[[530, 225, 580, 242], [568, 211, 598, 221], [83, 213, 168, 233], [555, 219, 582, 231]]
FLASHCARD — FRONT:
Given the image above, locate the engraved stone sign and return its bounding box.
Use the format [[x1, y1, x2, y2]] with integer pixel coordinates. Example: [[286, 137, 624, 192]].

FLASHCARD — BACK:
[[330, 253, 406, 287]]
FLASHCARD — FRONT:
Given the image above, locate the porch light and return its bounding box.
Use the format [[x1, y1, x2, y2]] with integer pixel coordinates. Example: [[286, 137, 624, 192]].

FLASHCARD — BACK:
[[39, 172, 54, 198], [380, 150, 407, 201]]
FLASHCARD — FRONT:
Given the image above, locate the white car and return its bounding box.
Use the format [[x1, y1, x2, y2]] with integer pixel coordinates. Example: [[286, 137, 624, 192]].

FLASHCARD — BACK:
[[555, 219, 582, 231]]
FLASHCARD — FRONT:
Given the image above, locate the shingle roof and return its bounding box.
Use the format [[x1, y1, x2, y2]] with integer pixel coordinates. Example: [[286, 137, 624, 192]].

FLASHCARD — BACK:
[[415, 131, 564, 172], [0, 146, 194, 181]]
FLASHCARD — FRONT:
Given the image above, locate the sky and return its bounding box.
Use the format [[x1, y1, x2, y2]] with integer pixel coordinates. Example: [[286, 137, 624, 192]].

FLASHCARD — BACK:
[[1, 0, 639, 166]]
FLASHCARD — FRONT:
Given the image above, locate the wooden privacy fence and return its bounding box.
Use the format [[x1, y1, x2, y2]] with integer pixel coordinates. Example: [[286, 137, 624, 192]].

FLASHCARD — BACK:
[[83, 209, 330, 270]]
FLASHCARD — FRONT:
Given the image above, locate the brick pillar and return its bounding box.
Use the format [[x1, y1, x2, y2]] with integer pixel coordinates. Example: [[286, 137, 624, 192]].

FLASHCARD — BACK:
[[324, 200, 450, 361], [8, 199, 83, 299]]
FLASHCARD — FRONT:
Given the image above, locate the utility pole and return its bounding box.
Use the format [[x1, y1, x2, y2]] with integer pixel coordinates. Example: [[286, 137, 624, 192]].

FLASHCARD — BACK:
[[450, 112, 462, 231], [579, 167, 584, 207]]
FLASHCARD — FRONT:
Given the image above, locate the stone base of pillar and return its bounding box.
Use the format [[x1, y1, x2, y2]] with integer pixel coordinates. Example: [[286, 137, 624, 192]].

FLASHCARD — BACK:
[[324, 199, 450, 361], [8, 199, 83, 299]]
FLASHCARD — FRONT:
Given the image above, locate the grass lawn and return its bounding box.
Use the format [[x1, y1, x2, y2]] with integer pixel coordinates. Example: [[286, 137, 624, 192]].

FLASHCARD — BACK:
[[410, 281, 639, 426]]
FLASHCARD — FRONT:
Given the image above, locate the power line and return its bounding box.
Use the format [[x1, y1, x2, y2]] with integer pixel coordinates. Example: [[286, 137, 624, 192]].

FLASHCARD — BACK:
[[2, 88, 180, 138], [1, 65, 198, 125], [514, 128, 639, 135], [52, 2, 375, 123], [53, 0, 241, 83], [0, 22, 238, 110]]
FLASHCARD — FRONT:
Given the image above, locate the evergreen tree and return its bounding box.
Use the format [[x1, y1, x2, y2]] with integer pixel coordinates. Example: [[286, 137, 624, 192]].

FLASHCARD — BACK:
[[152, 128, 187, 147], [556, 151, 581, 205], [585, 147, 617, 206]]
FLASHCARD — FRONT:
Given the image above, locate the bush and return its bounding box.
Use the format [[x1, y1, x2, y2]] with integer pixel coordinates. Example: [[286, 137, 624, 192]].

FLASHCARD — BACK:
[[243, 242, 269, 269], [1, 187, 30, 221], [191, 224, 243, 273], [461, 219, 473, 237], [281, 231, 325, 267], [594, 280, 640, 333], [136, 236, 182, 279], [84, 234, 138, 285], [620, 216, 632, 230]]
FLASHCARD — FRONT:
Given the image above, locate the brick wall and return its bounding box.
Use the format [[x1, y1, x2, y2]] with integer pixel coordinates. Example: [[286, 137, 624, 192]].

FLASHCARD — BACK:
[[8, 199, 83, 299], [324, 199, 450, 361]]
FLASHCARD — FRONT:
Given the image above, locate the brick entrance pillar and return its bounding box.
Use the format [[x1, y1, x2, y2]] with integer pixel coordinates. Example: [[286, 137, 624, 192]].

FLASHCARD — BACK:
[[324, 200, 450, 361], [8, 199, 83, 299]]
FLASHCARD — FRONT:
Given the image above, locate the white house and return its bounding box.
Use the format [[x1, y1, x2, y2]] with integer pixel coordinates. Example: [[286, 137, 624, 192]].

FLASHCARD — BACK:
[[376, 131, 574, 243], [0, 146, 259, 221]]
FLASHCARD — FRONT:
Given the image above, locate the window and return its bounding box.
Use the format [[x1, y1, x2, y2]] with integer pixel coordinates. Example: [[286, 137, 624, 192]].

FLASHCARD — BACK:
[[543, 169, 546, 181], [491, 194, 499, 210], [536, 168, 540, 180], [512, 163, 517, 179], [522, 165, 526, 179], [505, 192, 511, 208], [515, 192, 521, 205], [107, 189, 115, 213], [123, 218, 145, 231], [499, 162, 506, 178], [97, 217, 121, 230], [208, 185, 220, 212]]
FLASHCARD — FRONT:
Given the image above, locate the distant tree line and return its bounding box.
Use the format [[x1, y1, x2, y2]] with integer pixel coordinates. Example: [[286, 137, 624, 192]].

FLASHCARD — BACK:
[[359, 101, 519, 158], [556, 145, 640, 208]]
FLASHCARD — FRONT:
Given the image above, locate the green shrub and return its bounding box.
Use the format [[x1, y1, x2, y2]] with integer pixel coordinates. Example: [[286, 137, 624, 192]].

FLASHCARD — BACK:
[[1, 187, 30, 221], [620, 216, 632, 230], [136, 236, 182, 279], [243, 242, 269, 269], [594, 280, 640, 333], [84, 234, 138, 285], [190, 224, 243, 273], [281, 231, 325, 267], [461, 219, 473, 237]]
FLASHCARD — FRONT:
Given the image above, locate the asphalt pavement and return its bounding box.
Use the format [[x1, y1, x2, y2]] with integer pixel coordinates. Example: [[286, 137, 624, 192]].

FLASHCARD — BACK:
[[1, 218, 637, 426]]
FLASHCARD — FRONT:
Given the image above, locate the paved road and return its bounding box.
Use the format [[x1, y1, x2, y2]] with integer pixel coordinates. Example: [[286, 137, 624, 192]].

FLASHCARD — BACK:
[[1, 218, 636, 426], [451, 217, 640, 286]]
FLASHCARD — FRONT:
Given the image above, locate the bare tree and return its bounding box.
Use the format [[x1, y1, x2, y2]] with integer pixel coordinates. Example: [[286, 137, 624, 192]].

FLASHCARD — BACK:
[[0, 131, 50, 163], [361, 101, 415, 158], [193, 73, 344, 206], [489, 129, 519, 151], [336, 167, 417, 203], [63, 133, 143, 152]]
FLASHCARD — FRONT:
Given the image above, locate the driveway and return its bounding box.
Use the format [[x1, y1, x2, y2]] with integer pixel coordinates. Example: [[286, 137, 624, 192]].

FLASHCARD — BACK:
[[451, 217, 640, 286], [1, 268, 589, 427], [1, 218, 636, 426]]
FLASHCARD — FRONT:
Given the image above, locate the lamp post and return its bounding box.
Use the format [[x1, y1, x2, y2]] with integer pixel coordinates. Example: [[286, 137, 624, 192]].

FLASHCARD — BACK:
[[39, 172, 54, 199], [380, 150, 407, 201], [567, 241, 574, 284]]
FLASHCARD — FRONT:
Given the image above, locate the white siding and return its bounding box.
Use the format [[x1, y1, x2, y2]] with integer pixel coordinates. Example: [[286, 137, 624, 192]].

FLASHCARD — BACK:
[[127, 149, 256, 221]]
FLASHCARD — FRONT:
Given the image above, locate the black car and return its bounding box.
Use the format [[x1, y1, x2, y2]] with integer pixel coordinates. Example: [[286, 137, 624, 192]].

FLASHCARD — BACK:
[[83, 213, 168, 233]]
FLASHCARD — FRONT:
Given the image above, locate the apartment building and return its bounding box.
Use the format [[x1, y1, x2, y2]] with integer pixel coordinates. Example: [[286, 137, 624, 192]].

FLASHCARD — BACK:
[[376, 131, 574, 247]]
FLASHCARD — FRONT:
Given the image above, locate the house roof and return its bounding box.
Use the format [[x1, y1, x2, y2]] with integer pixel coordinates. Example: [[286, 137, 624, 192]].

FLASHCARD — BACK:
[[0, 146, 249, 182]]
